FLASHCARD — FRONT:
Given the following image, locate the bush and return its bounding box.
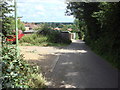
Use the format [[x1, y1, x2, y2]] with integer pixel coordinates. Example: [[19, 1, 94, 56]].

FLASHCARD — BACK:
[[20, 34, 48, 46], [28, 73, 46, 88], [1, 44, 46, 88], [20, 31, 71, 46], [42, 30, 71, 45], [20, 23, 71, 46], [20, 33, 71, 46], [36, 23, 51, 36], [36, 23, 71, 44], [47, 30, 61, 43]]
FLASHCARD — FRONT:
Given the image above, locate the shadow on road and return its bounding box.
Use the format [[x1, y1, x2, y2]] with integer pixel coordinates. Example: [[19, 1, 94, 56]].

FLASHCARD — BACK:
[[26, 40, 118, 88]]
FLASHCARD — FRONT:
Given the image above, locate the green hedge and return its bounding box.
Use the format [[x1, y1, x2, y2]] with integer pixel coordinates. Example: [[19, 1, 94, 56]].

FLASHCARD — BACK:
[[1, 44, 46, 88]]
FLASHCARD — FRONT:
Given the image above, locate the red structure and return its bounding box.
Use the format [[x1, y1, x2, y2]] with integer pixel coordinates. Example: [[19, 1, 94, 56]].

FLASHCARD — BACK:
[[6, 30, 24, 42]]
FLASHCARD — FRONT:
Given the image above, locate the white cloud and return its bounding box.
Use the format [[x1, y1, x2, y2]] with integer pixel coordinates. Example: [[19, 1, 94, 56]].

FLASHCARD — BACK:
[[15, 0, 74, 22], [37, 12, 45, 16], [18, 0, 65, 4], [35, 5, 45, 11]]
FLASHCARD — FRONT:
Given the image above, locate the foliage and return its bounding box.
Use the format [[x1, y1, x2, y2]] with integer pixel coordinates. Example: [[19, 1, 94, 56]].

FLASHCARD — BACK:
[[37, 23, 52, 35], [37, 24, 71, 44], [0, 2, 25, 36], [28, 73, 46, 88], [73, 19, 87, 39], [60, 21, 86, 39], [66, 2, 120, 69], [20, 24, 49, 46], [18, 19, 25, 31], [61, 25, 69, 31], [1, 1, 46, 88], [0, 2, 14, 36], [19, 34, 48, 46], [10, 18, 25, 32], [66, 2, 100, 40], [20, 32, 71, 46], [49, 22, 61, 28], [38, 24, 71, 44], [20, 24, 71, 46], [1, 44, 46, 88], [92, 2, 120, 69], [47, 30, 61, 43]]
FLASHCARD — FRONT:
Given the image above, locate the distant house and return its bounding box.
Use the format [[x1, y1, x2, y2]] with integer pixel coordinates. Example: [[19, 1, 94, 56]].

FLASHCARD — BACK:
[[24, 23, 38, 31], [24, 30, 37, 34], [54, 27, 61, 30], [25, 27, 30, 31]]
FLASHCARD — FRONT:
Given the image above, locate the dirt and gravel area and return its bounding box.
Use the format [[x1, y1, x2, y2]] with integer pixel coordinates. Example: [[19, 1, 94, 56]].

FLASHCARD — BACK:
[[19, 46, 61, 75], [19, 46, 58, 60], [19, 40, 118, 88]]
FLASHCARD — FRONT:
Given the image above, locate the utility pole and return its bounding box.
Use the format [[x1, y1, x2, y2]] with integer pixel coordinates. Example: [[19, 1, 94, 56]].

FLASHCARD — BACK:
[[14, 0, 19, 57]]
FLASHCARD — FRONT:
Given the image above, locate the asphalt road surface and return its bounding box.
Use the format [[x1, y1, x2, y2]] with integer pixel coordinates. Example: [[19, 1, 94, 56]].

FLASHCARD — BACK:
[[44, 40, 119, 88]]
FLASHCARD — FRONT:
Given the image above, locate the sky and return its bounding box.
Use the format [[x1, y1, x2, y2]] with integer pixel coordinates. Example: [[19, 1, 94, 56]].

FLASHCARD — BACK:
[[13, 0, 74, 22]]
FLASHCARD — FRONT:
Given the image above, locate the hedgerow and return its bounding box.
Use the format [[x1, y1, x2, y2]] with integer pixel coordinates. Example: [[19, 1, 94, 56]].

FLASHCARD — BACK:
[[1, 43, 46, 88]]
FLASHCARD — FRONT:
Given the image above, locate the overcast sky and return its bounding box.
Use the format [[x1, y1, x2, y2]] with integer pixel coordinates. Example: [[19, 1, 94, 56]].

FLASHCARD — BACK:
[[13, 0, 74, 22]]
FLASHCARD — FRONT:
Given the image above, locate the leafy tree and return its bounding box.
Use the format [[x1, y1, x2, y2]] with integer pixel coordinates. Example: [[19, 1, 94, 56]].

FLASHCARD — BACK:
[[0, 2, 25, 37], [61, 25, 69, 31], [1, 1, 46, 88], [66, 2, 100, 41], [73, 19, 87, 39], [66, 2, 120, 69], [10, 18, 25, 32], [0, 2, 14, 36], [92, 2, 120, 68]]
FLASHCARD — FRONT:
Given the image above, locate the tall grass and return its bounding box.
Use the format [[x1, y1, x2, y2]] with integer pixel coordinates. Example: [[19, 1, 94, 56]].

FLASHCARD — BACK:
[[20, 33, 71, 46], [19, 34, 48, 46]]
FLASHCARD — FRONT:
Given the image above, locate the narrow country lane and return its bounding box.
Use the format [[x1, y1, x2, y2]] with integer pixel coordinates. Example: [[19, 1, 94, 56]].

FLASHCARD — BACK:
[[45, 40, 118, 88]]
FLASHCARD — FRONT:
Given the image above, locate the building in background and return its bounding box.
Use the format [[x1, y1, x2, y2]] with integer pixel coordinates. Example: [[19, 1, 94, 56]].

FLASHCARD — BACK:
[[24, 23, 38, 31]]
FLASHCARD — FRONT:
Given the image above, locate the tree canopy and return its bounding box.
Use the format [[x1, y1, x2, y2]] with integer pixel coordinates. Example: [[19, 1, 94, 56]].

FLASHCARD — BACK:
[[66, 2, 120, 69], [0, 2, 25, 36]]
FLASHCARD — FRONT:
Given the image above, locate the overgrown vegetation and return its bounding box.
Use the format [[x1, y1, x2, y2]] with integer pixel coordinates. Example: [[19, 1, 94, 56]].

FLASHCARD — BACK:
[[1, 44, 46, 88], [0, 2, 25, 36], [20, 24, 71, 46], [19, 34, 48, 46], [0, 1, 46, 89], [66, 2, 120, 69]]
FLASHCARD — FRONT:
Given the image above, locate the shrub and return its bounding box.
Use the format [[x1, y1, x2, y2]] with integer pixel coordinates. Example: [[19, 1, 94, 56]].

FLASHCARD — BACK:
[[20, 34, 48, 46], [47, 30, 61, 43], [36, 23, 71, 44], [28, 73, 46, 88], [20, 23, 71, 46], [20, 32, 71, 46], [1, 44, 46, 88], [37, 23, 51, 36]]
